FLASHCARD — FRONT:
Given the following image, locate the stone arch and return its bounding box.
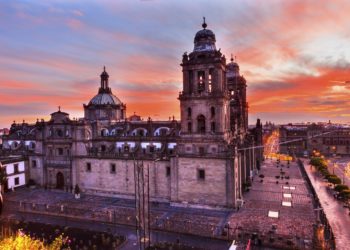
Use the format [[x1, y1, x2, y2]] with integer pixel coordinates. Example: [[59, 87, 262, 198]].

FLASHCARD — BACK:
[[131, 128, 148, 136]]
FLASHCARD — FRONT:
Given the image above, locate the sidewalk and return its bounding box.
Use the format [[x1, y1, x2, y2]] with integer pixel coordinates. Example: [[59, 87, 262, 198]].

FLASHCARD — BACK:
[[303, 162, 350, 249]]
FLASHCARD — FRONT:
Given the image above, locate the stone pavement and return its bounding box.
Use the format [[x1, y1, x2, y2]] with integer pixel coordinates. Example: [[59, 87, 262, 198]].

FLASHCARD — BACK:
[[303, 160, 350, 250], [226, 159, 316, 249]]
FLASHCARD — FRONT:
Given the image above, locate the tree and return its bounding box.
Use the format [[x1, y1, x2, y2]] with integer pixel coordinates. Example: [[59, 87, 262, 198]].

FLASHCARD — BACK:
[[340, 189, 350, 200], [0, 165, 7, 187], [327, 175, 341, 185], [334, 184, 349, 193], [310, 157, 327, 169], [0, 232, 68, 250]]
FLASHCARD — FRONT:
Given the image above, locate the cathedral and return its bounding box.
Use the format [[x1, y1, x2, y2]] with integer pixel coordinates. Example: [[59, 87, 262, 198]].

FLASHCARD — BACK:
[[1, 20, 262, 209]]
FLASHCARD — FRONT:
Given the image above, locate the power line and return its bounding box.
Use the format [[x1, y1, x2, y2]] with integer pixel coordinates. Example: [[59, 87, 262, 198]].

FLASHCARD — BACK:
[[238, 130, 336, 152]]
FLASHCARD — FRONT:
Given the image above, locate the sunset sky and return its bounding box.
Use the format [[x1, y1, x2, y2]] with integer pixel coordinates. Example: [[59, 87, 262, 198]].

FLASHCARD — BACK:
[[1, 0, 350, 128]]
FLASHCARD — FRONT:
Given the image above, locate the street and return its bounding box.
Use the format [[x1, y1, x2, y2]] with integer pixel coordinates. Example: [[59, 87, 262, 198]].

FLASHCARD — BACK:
[[303, 160, 350, 249]]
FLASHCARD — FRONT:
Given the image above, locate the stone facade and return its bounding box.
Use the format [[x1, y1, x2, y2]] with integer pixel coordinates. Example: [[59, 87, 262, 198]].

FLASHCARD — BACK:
[[1, 21, 262, 209]]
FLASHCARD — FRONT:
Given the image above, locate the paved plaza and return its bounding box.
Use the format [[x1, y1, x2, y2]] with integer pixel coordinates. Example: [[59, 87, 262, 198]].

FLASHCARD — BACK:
[[226, 159, 316, 249], [1, 158, 318, 249]]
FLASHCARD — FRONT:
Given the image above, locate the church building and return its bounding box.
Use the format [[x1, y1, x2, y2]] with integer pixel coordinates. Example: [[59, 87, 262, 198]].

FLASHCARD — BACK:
[[1, 20, 262, 209]]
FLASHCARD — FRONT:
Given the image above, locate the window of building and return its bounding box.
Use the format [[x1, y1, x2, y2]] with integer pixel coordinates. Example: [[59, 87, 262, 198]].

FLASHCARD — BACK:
[[86, 163, 91, 172], [166, 166, 171, 177], [197, 115, 206, 133], [198, 169, 205, 180], [14, 164, 19, 174], [188, 122, 192, 133], [149, 146, 155, 153], [208, 68, 213, 93], [101, 145, 106, 152], [188, 70, 193, 94], [187, 107, 192, 118], [56, 129, 63, 137], [58, 148, 63, 156], [110, 163, 116, 174], [211, 107, 215, 117], [199, 147, 205, 155], [32, 160, 37, 168], [14, 177, 19, 185], [124, 145, 130, 152], [197, 71, 205, 93], [211, 122, 216, 132]]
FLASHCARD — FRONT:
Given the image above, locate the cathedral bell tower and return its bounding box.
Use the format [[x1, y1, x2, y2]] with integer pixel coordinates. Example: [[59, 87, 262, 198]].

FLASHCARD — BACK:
[[226, 56, 248, 137], [179, 18, 231, 140]]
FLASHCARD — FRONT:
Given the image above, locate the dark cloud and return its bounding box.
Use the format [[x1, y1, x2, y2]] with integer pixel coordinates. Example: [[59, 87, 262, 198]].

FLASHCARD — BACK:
[[0, 103, 53, 116], [249, 81, 294, 91]]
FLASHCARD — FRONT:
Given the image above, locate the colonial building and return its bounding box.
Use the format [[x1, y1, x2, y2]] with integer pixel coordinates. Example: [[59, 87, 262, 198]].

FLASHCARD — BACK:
[[279, 122, 350, 157], [1, 21, 262, 209]]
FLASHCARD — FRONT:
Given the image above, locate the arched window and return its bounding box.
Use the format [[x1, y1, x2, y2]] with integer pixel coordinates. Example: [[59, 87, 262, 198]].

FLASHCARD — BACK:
[[187, 107, 192, 118], [101, 129, 109, 137], [197, 115, 206, 134], [211, 107, 215, 118], [56, 129, 63, 137]]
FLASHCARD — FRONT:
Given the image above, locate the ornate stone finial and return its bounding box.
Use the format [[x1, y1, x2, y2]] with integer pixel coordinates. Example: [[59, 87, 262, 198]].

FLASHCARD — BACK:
[[202, 17, 207, 29], [58, 106, 61, 112], [13, 120, 16, 124], [231, 54, 234, 62], [103, 65, 106, 72]]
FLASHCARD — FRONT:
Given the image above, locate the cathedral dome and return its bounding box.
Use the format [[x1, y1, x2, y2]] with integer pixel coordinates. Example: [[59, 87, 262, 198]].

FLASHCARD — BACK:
[[193, 18, 216, 52], [89, 93, 122, 106], [226, 56, 240, 78]]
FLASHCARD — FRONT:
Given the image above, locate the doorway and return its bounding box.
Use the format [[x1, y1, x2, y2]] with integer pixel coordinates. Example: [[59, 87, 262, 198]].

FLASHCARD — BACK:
[[56, 172, 64, 189]]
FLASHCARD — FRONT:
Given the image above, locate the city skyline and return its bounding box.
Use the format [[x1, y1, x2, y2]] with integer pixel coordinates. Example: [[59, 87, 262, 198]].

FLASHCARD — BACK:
[[1, 0, 350, 128]]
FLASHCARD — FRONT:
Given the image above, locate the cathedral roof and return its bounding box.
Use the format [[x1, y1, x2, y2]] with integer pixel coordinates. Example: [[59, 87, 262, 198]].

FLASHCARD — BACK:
[[87, 67, 123, 106], [89, 92, 122, 106], [226, 56, 240, 78], [193, 18, 216, 52]]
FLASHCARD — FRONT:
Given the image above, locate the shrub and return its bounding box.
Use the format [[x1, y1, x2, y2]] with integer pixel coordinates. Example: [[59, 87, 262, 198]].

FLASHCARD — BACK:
[[339, 189, 350, 200], [334, 184, 349, 192], [0, 232, 68, 250]]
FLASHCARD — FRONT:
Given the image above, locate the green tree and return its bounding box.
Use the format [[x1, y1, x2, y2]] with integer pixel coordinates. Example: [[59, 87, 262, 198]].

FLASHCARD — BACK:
[[334, 184, 349, 192], [327, 175, 341, 185], [339, 189, 350, 201], [310, 157, 327, 169]]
